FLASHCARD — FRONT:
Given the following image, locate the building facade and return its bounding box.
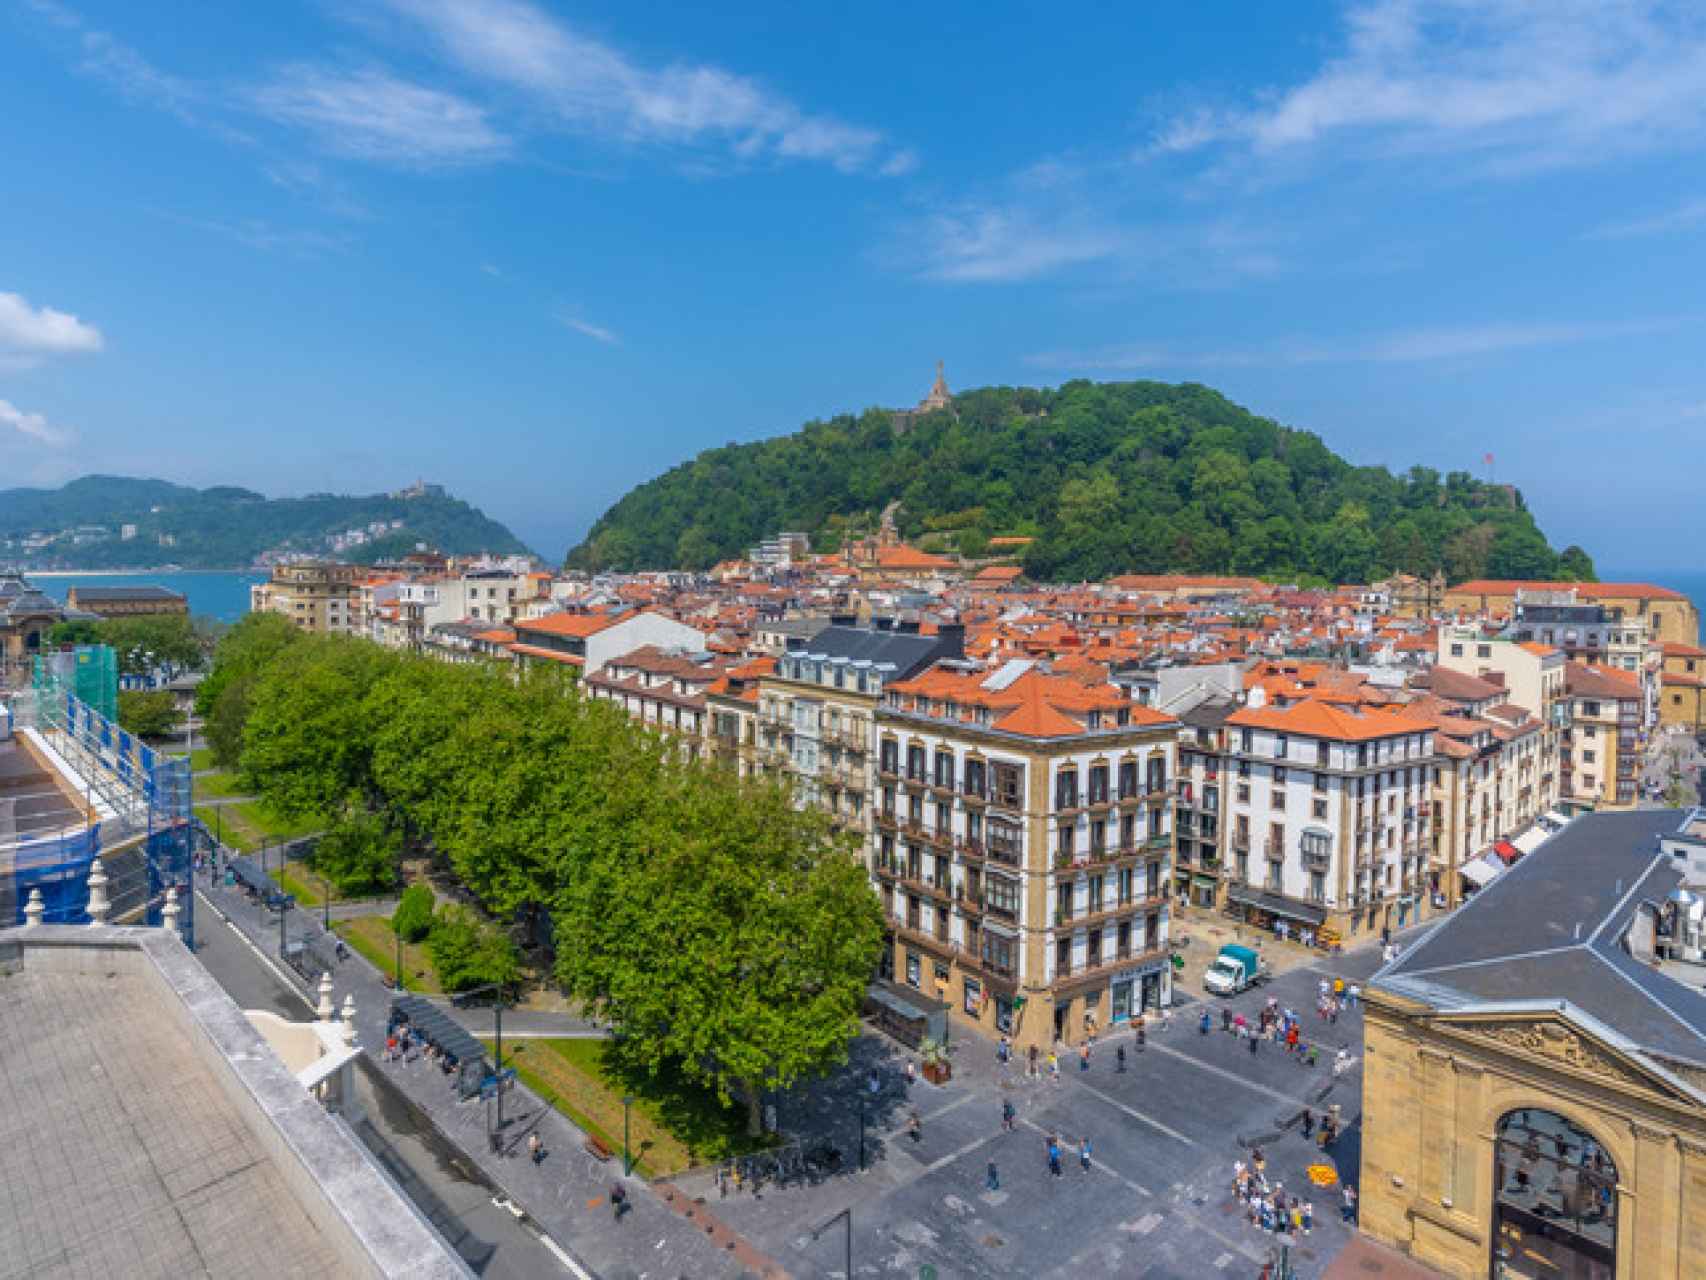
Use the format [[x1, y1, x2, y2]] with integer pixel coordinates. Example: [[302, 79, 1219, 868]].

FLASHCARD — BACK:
[[1360, 810, 1706, 1280], [63, 584, 189, 618], [872, 661, 1177, 1051], [1222, 699, 1437, 944], [251, 562, 361, 634], [1561, 663, 1644, 810]]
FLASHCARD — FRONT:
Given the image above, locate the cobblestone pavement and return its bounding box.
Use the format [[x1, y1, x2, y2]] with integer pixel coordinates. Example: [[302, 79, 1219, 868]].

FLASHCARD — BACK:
[[664, 934, 1424, 1279], [1643, 727, 1703, 809], [198, 870, 780, 1280]]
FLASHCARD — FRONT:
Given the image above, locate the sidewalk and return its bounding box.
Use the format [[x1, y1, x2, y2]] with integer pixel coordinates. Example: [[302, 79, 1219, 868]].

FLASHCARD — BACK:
[[197, 870, 786, 1280]]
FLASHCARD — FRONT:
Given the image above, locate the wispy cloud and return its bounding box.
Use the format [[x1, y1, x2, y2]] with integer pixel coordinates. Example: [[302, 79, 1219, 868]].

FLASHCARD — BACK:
[[1152, 0, 1706, 171], [1588, 197, 1706, 240], [153, 211, 352, 255], [376, 0, 910, 175], [1030, 318, 1677, 371], [558, 313, 619, 346], [0, 398, 74, 447], [0, 291, 104, 370], [252, 65, 509, 166]]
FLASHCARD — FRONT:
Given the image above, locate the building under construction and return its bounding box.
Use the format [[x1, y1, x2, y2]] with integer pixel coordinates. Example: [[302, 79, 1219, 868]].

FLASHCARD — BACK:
[[0, 645, 192, 942]]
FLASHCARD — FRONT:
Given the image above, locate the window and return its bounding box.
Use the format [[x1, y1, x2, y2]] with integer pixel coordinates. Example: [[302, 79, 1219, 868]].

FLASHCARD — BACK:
[[934, 751, 954, 789], [907, 745, 926, 779], [1055, 769, 1079, 810], [963, 977, 982, 1016], [905, 952, 920, 987], [985, 875, 1020, 918], [1273, 767, 1287, 785], [1118, 760, 1138, 799], [1313, 798, 1328, 819], [1057, 825, 1075, 857], [1477, 644, 1492, 659], [1088, 764, 1110, 804], [1055, 937, 1072, 974], [1275, 734, 1289, 759], [1450, 643, 1464, 657], [992, 762, 1023, 808]]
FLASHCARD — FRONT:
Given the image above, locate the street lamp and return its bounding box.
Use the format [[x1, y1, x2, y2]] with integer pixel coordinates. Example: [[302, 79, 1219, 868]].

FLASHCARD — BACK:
[[812, 1207, 851, 1280], [858, 1098, 867, 1172], [277, 894, 293, 958], [320, 873, 331, 931], [394, 926, 403, 990], [622, 1095, 635, 1176], [455, 984, 512, 1138]]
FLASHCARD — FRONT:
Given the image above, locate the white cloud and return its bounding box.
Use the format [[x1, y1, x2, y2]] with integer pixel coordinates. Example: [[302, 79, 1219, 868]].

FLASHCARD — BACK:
[[252, 65, 510, 166], [0, 291, 104, 362], [559, 314, 619, 346], [1153, 0, 1706, 170], [378, 0, 909, 174], [1031, 318, 1674, 371], [901, 205, 1128, 284], [1588, 197, 1706, 240], [0, 399, 73, 447], [155, 213, 352, 254]]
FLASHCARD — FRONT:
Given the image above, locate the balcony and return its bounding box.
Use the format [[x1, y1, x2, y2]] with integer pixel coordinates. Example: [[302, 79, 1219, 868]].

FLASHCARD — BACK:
[[875, 808, 900, 831], [962, 787, 989, 808], [1264, 838, 1285, 862], [877, 761, 900, 783], [985, 840, 1023, 870], [1231, 831, 1251, 852], [894, 919, 954, 955], [1302, 846, 1331, 872], [991, 789, 1024, 815]]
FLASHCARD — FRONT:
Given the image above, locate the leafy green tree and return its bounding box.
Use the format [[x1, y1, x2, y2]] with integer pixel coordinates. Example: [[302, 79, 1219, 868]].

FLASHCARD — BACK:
[[310, 800, 402, 896], [391, 883, 436, 943], [197, 612, 302, 717], [116, 689, 183, 738], [47, 620, 102, 646], [1558, 545, 1597, 581], [427, 904, 522, 993], [554, 770, 884, 1134], [96, 615, 202, 676]]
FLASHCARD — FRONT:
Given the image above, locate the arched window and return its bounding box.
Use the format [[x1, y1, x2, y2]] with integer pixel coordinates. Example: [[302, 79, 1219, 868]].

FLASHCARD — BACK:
[[1493, 1108, 1618, 1279]]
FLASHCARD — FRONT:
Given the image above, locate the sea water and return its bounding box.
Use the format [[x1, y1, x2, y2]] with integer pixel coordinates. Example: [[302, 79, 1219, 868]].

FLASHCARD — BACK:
[[26, 571, 266, 624]]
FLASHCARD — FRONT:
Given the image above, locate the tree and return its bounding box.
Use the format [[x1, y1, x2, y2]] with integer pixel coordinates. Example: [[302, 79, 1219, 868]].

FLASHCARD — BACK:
[[47, 620, 102, 646], [116, 689, 183, 739], [310, 800, 402, 896], [197, 612, 302, 717], [96, 615, 202, 676], [391, 883, 436, 943], [555, 770, 884, 1135], [427, 904, 522, 993], [1559, 545, 1597, 581]]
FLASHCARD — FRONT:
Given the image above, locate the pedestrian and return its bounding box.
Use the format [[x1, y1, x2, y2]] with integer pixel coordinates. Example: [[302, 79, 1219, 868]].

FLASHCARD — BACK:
[[905, 1059, 917, 1086], [611, 1183, 629, 1221], [908, 1109, 922, 1142], [1200, 1009, 1212, 1035], [986, 1160, 1000, 1191], [1303, 1200, 1314, 1234], [1334, 1047, 1352, 1076], [1048, 1135, 1062, 1178], [1049, 1052, 1060, 1084], [1381, 925, 1391, 948], [1002, 1099, 1016, 1132], [1301, 1108, 1314, 1140], [1347, 983, 1360, 1011], [1079, 1136, 1092, 1173], [1028, 1044, 1039, 1078], [868, 1067, 881, 1096], [1136, 1016, 1147, 1050], [1342, 1184, 1357, 1224], [1332, 976, 1344, 1002], [1117, 1045, 1127, 1073], [1329, 999, 1339, 1026], [1285, 1024, 1299, 1053], [998, 1035, 1011, 1065], [1222, 1007, 1233, 1034], [1250, 1030, 1259, 1056], [528, 1132, 545, 1165], [1079, 1041, 1090, 1072]]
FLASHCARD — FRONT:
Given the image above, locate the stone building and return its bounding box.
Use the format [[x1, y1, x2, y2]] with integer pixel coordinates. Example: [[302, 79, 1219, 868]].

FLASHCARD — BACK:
[[0, 571, 69, 683], [251, 562, 361, 634], [890, 361, 956, 433], [63, 583, 188, 618], [1360, 809, 1706, 1279]]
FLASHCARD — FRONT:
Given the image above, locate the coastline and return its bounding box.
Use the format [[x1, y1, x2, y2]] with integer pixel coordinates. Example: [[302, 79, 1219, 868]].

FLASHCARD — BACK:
[[12, 567, 257, 576]]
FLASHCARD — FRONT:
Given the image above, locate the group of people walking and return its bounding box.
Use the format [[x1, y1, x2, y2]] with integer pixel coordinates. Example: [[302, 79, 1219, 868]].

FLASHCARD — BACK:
[[1234, 1152, 1314, 1238]]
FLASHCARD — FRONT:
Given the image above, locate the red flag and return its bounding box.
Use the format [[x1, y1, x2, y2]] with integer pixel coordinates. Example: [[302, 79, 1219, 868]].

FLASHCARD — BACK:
[[1483, 452, 1495, 466]]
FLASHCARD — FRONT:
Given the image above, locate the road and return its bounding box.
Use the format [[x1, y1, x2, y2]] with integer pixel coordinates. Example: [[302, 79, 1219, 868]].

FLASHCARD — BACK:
[[192, 894, 573, 1279]]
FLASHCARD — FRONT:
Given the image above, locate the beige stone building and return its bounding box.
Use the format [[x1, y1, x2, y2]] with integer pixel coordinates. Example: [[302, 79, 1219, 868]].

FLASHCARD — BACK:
[[251, 562, 361, 634], [1561, 662, 1643, 810], [1361, 809, 1706, 1280], [872, 660, 1178, 1051]]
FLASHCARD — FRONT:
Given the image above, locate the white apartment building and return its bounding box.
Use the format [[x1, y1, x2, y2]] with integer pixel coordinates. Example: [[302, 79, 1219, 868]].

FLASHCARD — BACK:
[[1224, 698, 1437, 944]]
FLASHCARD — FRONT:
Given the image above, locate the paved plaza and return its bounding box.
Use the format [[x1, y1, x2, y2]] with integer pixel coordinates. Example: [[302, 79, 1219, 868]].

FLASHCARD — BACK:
[[669, 938, 1400, 1279]]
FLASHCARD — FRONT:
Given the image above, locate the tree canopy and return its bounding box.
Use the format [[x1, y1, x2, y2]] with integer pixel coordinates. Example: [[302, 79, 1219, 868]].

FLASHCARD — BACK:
[[568, 380, 1590, 584], [206, 630, 884, 1119]]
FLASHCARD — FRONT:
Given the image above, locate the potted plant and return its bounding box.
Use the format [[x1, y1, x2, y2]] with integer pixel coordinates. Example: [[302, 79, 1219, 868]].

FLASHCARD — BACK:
[[919, 1035, 952, 1085]]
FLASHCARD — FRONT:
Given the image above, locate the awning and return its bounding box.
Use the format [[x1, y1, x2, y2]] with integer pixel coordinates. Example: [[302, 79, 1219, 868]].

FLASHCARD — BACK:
[[1460, 852, 1506, 889], [1493, 839, 1520, 865], [1192, 874, 1218, 889], [1511, 827, 1549, 856], [1226, 884, 1327, 926]]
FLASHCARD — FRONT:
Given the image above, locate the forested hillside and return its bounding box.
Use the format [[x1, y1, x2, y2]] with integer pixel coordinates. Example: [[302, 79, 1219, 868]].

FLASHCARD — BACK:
[[0, 474, 530, 568], [569, 380, 1591, 584]]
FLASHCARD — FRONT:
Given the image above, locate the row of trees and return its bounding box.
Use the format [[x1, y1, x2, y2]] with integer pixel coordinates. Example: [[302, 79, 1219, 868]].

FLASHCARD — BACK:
[[203, 615, 884, 1130], [50, 613, 208, 739], [570, 379, 1594, 585]]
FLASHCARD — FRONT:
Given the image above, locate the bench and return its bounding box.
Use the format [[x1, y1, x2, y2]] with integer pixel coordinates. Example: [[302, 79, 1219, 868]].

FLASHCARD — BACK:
[[584, 1135, 614, 1163]]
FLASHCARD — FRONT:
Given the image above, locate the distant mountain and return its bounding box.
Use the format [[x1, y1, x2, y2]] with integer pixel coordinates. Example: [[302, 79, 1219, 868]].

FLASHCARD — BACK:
[[0, 475, 531, 569], [569, 379, 1594, 585]]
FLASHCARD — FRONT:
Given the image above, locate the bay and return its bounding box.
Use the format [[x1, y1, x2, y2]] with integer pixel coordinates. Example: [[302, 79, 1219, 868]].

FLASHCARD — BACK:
[[26, 570, 265, 624]]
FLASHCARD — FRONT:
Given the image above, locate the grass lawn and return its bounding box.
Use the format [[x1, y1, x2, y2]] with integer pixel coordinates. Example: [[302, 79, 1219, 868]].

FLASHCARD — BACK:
[[193, 770, 247, 800], [269, 866, 332, 907], [334, 915, 441, 994], [487, 1037, 770, 1178], [189, 747, 216, 772], [195, 805, 253, 852]]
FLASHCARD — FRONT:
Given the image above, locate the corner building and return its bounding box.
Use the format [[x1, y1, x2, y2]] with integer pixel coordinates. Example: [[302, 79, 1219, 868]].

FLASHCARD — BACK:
[[872, 659, 1178, 1051]]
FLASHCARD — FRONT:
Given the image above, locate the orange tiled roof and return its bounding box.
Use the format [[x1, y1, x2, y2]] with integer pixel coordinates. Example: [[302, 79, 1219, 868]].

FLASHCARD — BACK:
[[515, 612, 618, 638], [1227, 698, 1433, 742], [875, 544, 958, 570]]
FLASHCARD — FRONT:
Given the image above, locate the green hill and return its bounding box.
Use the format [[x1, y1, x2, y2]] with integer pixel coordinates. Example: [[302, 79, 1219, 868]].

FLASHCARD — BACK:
[[569, 380, 1592, 585], [0, 475, 531, 569]]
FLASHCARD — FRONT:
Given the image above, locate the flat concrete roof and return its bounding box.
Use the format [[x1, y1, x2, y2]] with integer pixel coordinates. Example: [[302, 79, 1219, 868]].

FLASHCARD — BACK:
[[0, 927, 469, 1279], [0, 735, 84, 848]]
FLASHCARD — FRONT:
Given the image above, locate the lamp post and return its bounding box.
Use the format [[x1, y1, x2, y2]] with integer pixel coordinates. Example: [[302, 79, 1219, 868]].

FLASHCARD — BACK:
[[812, 1207, 851, 1280], [320, 873, 331, 931], [455, 983, 512, 1138], [394, 926, 402, 990], [858, 1099, 867, 1172], [278, 895, 292, 958], [622, 1095, 635, 1176]]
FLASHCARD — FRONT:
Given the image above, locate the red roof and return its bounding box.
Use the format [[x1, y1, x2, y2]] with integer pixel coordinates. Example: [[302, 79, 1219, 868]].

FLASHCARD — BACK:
[[515, 612, 617, 639]]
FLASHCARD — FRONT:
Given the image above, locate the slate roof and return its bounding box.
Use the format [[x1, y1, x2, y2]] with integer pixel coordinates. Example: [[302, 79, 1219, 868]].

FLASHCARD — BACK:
[[799, 625, 957, 679], [1377, 808, 1706, 1068], [66, 584, 185, 601]]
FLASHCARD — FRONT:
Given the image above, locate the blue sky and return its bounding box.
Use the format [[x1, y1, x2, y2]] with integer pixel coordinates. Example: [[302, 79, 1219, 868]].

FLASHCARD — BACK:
[[3, 0, 1706, 566]]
